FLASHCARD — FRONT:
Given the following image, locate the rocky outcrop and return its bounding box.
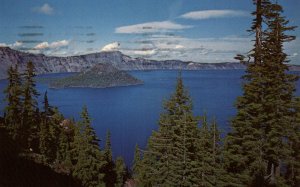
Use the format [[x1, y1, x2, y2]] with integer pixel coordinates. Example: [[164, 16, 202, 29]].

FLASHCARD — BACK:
[[0, 47, 299, 79]]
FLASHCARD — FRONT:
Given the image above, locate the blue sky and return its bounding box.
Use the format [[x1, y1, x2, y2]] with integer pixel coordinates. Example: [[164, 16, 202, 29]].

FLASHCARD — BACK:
[[0, 0, 299, 64]]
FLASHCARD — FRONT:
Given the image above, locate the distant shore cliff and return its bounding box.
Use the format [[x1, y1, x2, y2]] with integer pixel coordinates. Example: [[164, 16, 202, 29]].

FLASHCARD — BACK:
[[1, 47, 299, 79]]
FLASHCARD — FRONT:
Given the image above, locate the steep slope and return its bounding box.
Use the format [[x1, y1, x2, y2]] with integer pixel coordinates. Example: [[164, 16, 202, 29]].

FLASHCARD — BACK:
[[47, 63, 143, 88]]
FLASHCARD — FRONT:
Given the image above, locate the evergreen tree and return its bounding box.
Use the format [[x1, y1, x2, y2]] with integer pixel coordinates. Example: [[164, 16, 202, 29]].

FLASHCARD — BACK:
[[261, 2, 298, 185], [48, 107, 63, 161], [197, 114, 214, 187], [197, 115, 224, 187], [72, 106, 106, 187], [224, 0, 298, 186], [55, 118, 76, 175], [286, 97, 300, 187], [103, 130, 117, 187], [3, 65, 22, 142], [21, 61, 40, 149], [43, 91, 52, 116], [132, 144, 141, 180], [209, 118, 226, 187], [39, 91, 53, 162], [39, 92, 63, 163], [71, 117, 84, 166], [56, 124, 72, 168], [104, 130, 113, 161], [138, 73, 200, 186], [57, 119, 75, 167], [115, 157, 126, 187], [224, 0, 271, 184]]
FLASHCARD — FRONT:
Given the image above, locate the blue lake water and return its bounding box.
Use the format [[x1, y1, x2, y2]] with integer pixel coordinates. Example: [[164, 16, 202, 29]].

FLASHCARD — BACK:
[[0, 70, 299, 166]]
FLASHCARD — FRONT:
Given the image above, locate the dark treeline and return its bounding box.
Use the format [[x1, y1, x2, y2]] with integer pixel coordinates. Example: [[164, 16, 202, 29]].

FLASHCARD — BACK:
[[0, 62, 128, 187], [1, 0, 300, 187]]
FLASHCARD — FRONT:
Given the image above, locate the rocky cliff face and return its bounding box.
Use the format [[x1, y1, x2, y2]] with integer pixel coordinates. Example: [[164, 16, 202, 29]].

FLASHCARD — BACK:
[[0, 47, 299, 79]]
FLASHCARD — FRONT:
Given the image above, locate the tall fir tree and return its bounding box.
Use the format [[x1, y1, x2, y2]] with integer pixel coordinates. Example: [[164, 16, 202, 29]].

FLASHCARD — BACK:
[[39, 91, 52, 162], [48, 107, 63, 162], [224, 0, 271, 184], [72, 106, 106, 187], [57, 119, 76, 171], [197, 115, 225, 187], [132, 144, 141, 180], [138, 73, 200, 186], [115, 157, 126, 187], [104, 130, 113, 161], [261, 2, 298, 185], [39, 91, 63, 163], [198, 114, 214, 187], [224, 0, 298, 186], [103, 130, 117, 187], [286, 98, 300, 186], [3, 65, 22, 142], [21, 61, 40, 149], [209, 118, 226, 187]]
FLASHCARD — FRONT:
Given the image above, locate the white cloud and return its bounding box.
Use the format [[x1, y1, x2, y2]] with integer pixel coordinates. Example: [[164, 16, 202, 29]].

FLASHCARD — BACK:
[[34, 42, 49, 49], [50, 40, 69, 48], [180, 10, 249, 20], [115, 21, 192, 34], [120, 48, 157, 57], [175, 45, 184, 49], [12, 41, 23, 47], [119, 35, 253, 63], [34, 40, 69, 50], [132, 49, 157, 56], [0, 41, 23, 48], [101, 42, 120, 51], [33, 3, 54, 15]]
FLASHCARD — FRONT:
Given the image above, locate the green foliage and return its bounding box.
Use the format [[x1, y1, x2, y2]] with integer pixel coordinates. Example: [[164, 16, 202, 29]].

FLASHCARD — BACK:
[[4, 62, 41, 150], [56, 123, 72, 169], [136, 75, 227, 187], [198, 114, 213, 186], [2, 62, 132, 186], [104, 130, 113, 162], [39, 91, 62, 163], [103, 130, 117, 187], [3, 65, 22, 142], [138, 73, 201, 186], [224, 1, 299, 186], [132, 144, 141, 180], [22, 61, 40, 149], [71, 106, 106, 187], [262, 4, 298, 182], [115, 157, 126, 187], [285, 97, 300, 186], [197, 115, 225, 187]]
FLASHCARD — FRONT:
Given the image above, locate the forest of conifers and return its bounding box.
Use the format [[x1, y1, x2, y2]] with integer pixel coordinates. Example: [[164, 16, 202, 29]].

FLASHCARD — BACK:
[[0, 0, 299, 187]]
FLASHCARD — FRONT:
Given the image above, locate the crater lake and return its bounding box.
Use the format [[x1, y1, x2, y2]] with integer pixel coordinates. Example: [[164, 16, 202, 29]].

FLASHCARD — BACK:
[[1, 70, 299, 165]]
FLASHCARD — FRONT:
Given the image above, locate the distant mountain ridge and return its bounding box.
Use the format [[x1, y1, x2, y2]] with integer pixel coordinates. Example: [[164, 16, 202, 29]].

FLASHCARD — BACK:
[[0, 47, 299, 79]]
